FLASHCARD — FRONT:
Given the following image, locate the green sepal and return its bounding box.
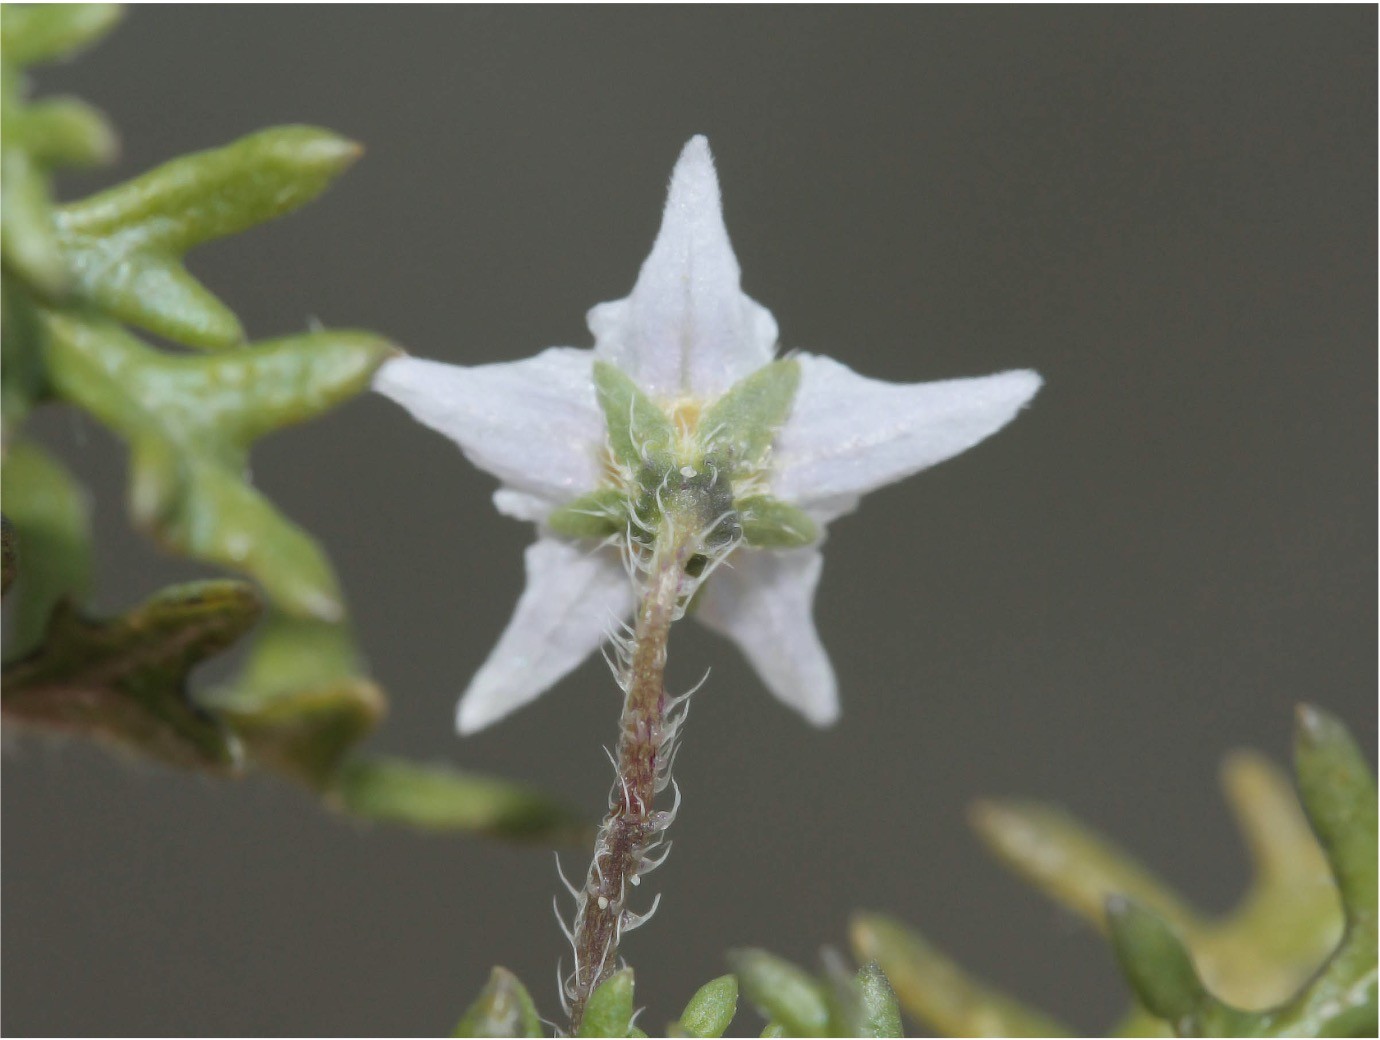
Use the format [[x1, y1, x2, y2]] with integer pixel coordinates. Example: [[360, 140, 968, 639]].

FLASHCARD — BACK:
[[576, 968, 635, 1038], [0, 3, 122, 67], [850, 914, 1074, 1037], [0, 580, 255, 771], [547, 486, 628, 541], [700, 359, 799, 469], [593, 360, 676, 470], [55, 126, 362, 348], [40, 310, 394, 619], [727, 949, 831, 1038], [759, 1024, 786, 1038], [452, 966, 544, 1038], [737, 495, 817, 548], [204, 613, 384, 789], [854, 963, 903, 1038], [332, 756, 587, 843], [0, 442, 91, 659], [674, 975, 738, 1038]]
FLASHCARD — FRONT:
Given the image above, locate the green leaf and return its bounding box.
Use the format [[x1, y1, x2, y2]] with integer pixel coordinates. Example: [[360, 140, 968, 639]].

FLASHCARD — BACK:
[[40, 310, 394, 619], [452, 967, 544, 1038], [547, 486, 628, 541], [1, 442, 91, 659], [1106, 897, 1256, 1036], [7, 96, 118, 167], [1293, 706, 1376, 919], [675, 975, 738, 1038], [1, 143, 65, 293], [55, 126, 362, 349], [2, 279, 49, 435], [0, 3, 122, 66], [577, 968, 635, 1038], [1, 580, 255, 770], [737, 495, 817, 548], [854, 963, 903, 1038], [759, 1024, 786, 1038], [332, 756, 586, 843], [593, 360, 676, 470], [204, 613, 384, 789], [727, 949, 831, 1038], [700, 359, 800, 469], [850, 914, 1073, 1037]]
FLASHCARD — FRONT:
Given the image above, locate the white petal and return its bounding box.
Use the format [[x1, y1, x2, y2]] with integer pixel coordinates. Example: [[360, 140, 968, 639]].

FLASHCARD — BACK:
[[493, 488, 553, 523], [588, 135, 777, 400], [772, 356, 1042, 522], [696, 549, 839, 727], [457, 539, 634, 734], [373, 348, 604, 505]]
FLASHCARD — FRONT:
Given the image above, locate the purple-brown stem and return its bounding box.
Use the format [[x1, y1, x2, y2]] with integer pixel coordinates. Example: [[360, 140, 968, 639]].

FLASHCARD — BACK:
[[564, 527, 692, 1032]]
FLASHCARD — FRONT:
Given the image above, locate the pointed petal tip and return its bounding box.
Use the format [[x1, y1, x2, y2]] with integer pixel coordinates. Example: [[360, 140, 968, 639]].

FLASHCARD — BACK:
[[664, 134, 722, 214]]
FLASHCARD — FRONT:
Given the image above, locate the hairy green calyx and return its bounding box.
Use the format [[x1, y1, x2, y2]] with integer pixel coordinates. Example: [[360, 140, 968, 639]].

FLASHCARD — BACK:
[[549, 359, 816, 551]]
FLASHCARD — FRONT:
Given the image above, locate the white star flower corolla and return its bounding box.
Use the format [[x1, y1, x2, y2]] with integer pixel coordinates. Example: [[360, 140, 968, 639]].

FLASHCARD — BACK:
[[374, 136, 1041, 734]]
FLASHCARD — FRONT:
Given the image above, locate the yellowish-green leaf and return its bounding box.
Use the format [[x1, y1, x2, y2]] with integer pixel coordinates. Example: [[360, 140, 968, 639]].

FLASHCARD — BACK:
[[850, 914, 1073, 1037]]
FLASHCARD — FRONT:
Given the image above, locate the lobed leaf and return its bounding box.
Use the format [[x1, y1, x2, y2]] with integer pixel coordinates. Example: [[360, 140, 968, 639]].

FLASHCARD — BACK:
[[40, 309, 394, 619], [1, 580, 256, 770], [55, 126, 361, 348]]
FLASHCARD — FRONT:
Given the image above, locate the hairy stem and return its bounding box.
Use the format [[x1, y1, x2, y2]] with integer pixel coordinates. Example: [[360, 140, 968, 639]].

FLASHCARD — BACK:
[[565, 524, 693, 1031]]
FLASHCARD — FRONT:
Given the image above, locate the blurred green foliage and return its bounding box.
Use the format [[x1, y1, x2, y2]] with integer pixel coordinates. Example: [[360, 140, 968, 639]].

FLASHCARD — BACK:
[[853, 706, 1374, 1038], [0, 3, 579, 842]]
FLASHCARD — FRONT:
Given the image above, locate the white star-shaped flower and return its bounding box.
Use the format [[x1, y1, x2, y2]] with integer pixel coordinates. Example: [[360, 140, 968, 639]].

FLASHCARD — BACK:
[[375, 136, 1041, 734]]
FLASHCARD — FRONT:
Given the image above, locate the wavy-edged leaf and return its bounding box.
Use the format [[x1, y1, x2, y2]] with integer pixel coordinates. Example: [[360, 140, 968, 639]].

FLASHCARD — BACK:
[[1, 580, 256, 770], [55, 126, 360, 348], [40, 309, 394, 619]]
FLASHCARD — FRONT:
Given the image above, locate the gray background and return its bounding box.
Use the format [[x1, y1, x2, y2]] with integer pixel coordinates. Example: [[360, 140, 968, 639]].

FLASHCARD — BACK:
[[3, 7, 1374, 1037]]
